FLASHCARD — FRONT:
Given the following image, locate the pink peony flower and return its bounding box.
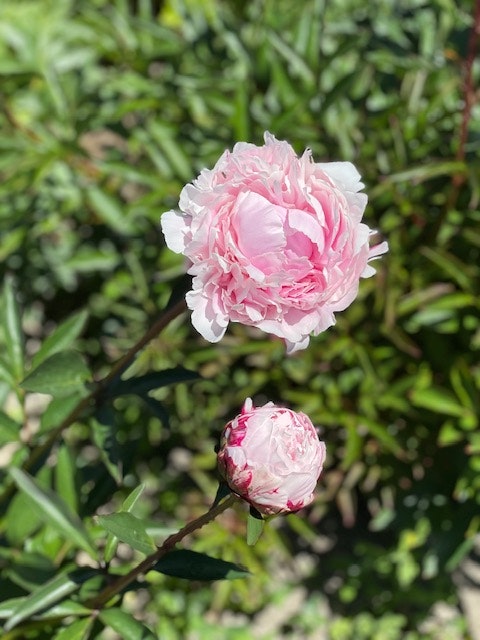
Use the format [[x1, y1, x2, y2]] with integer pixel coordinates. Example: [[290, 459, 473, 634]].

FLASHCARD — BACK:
[[217, 398, 326, 516], [161, 132, 388, 353]]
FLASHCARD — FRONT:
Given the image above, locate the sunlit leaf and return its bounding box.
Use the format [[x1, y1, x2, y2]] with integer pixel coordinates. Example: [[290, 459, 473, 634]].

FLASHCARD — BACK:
[[53, 616, 94, 640], [9, 467, 96, 557], [20, 350, 91, 398], [100, 607, 156, 640], [32, 310, 89, 368], [97, 512, 156, 555], [4, 567, 97, 631], [2, 275, 24, 381], [104, 484, 146, 564], [246, 507, 265, 546]]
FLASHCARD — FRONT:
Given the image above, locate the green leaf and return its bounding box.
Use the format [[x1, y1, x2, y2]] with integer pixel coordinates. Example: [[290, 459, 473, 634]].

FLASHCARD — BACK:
[[56, 444, 79, 513], [97, 512, 156, 555], [0, 410, 20, 443], [247, 509, 265, 546], [4, 552, 56, 591], [53, 616, 93, 640], [107, 368, 200, 398], [9, 467, 96, 557], [148, 122, 192, 182], [410, 387, 474, 419], [153, 550, 249, 581], [211, 482, 232, 508], [4, 567, 96, 631], [104, 484, 146, 563], [354, 416, 404, 457], [86, 186, 134, 235], [90, 408, 122, 484], [35, 599, 91, 620], [40, 394, 83, 433], [0, 597, 26, 620], [99, 608, 156, 640], [2, 276, 24, 380], [0, 355, 16, 387], [20, 350, 91, 398], [32, 310, 89, 368], [122, 483, 146, 512]]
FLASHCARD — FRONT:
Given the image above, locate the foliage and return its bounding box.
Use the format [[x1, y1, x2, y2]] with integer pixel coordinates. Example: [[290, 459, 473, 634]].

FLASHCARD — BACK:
[[0, 0, 478, 638]]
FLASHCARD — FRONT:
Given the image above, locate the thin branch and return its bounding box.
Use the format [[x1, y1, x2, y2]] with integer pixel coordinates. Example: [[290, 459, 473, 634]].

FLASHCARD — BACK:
[[86, 493, 238, 610], [0, 298, 187, 507]]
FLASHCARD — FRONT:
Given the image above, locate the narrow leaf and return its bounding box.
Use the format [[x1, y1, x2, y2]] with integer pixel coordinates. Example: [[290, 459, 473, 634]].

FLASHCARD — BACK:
[[0, 355, 16, 387], [100, 608, 156, 640], [53, 616, 93, 640], [32, 310, 89, 368], [107, 368, 200, 398], [410, 387, 473, 419], [104, 484, 146, 563], [211, 482, 232, 508], [86, 186, 134, 235], [91, 409, 122, 484], [247, 509, 264, 546], [9, 467, 96, 557], [4, 568, 95, 631], [2, 276, 24, 380], [56, 444, 79, 513], [0, 597, 26, 620], [97, 512, 156, 555], [0, 410, 20, 443], [122, 483, 146, 512], [153, 550, 249, 581], [40, 394, 82, 433], [20, 350, 91, 398]]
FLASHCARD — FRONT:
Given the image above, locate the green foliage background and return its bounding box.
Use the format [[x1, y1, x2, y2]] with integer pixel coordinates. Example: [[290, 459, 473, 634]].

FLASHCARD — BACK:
[[0, 0, 478, 638]]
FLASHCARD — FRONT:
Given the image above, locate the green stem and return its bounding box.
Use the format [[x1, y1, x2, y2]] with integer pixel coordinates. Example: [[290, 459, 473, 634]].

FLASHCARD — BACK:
[[86, 493, 237, 610], [0, 299, 187, 506]]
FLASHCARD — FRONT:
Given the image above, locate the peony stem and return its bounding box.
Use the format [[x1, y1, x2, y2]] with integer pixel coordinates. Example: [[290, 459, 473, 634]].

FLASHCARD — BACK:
[[86, 493, 237, 610]]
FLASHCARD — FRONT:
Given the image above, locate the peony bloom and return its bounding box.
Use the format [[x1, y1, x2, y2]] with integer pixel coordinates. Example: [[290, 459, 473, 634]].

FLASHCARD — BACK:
[[217, 398, 326, 516], [161, 132, 388, 353]]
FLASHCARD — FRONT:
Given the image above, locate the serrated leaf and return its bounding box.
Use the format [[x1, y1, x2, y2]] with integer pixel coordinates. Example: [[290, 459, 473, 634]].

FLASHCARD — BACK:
[[99, 607, 156, 640], [9, 467, 96, 557], [153, 550, 249, 581], [4, 567, 96, 631], [0, 410, 20, 443], [2, 276, 24, 380], [97, 512, 156, 555], [32, 310, 89, 368], [247, 509, 264, 546], [53, 616, 93, 640], [107, 368, 200, 398], [20, 350, 91, 398]]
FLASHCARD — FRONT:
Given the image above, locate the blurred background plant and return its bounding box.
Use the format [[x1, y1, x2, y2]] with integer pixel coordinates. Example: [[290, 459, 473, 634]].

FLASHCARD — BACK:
[[0, 0, 479, 638]]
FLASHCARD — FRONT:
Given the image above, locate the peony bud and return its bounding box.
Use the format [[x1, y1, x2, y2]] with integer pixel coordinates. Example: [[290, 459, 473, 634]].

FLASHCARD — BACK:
[[217, 398, 326, 516], [161, 132, 388, 353]]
